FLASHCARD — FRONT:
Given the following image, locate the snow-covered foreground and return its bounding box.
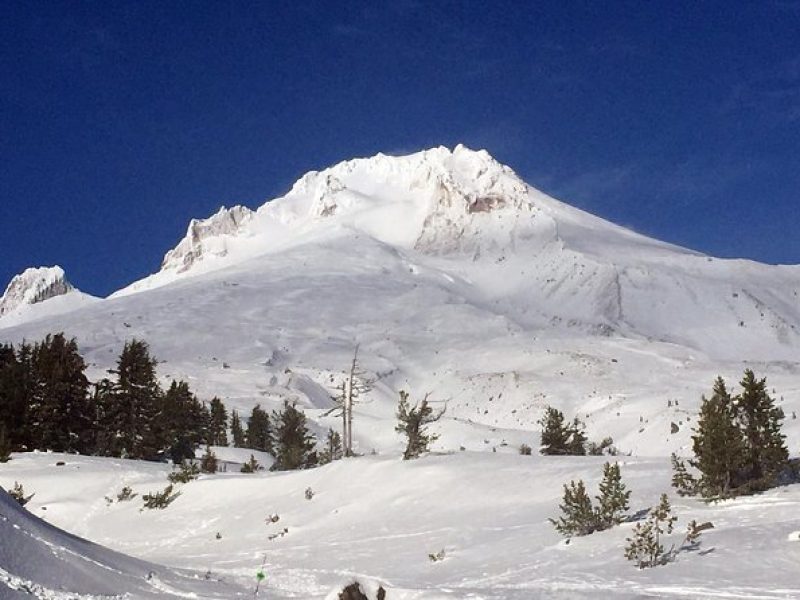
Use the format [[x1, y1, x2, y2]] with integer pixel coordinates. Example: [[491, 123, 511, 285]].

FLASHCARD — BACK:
[[2, 451, 799, 599]]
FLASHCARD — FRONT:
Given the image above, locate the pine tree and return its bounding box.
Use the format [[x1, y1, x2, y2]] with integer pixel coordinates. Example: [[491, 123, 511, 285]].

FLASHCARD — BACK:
[[160, 380, 207, 462], [732, 370, 788, 489], [395, 391, 445, 460], [0, 425, 11, 462], [270, 402, 317, 471], [670, 454, 698, 497], [200, 446, 218, 473], [549, 480, 598, 536], [240, 454, 262, 473], [0, 343, 29, 451], [108, 340, 163, 459], [595, 462, 631, 528], [691, 377, 746, 498], [624, 493, 676, 568], [246, 404, 273, 453], [319, 428, 343, 464], [208, 397, 228, 446], [230, 410, 246, 447], [27, 334, 92, 453], [538, 406, 586, 455]]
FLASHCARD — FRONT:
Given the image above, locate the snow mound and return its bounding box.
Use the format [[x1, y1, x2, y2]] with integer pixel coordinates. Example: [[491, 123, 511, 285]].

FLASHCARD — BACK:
[[0, 484, 244, 598]]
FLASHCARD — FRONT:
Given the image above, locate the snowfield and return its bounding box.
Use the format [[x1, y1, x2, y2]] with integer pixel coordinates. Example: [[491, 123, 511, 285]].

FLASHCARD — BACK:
[[2, 451, 799, 599], [1, 145, 799, 597]]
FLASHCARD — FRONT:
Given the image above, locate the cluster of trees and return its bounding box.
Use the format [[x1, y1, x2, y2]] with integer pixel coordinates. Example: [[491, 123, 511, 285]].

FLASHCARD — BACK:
[[0, 334, 324, 471], [672, 370, 790, 498], [0, 334, 228, 461]]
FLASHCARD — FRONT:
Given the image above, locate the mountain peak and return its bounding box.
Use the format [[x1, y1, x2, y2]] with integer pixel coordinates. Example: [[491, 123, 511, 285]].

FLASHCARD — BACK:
[[0, 266, 75, 318]]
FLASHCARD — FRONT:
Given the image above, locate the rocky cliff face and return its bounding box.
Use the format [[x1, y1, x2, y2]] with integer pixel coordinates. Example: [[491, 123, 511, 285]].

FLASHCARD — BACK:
[[0, 266, 75, 318]]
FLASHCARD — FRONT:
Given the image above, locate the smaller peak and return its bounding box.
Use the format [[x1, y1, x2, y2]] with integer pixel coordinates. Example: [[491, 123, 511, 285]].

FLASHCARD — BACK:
[[0, 265, 76, 318]]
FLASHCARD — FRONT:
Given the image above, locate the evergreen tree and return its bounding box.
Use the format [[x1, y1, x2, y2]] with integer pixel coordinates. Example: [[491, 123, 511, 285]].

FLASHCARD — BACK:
[[395, 391, 445, 460], [595, 462, 631, 528], [240, 454, 262, 473], [270, 402, 317, 471], [732, 370, 788, 488], [208, 397, 228, 446], [319, 428, 343, 464], [549, 480, 598, 536], [0, 424, 11, 462], [691, 378, 745, 497], [624, 494, 676, 568], [160, 380, 206, 461], [246, 404, 272, 453], [24, 334, 92, 453], [200, 446, 218, 473], [0, 343, 29, 451], [230, 409, 246, 447], [538, 406, 586, 455], [670, 454, 698, 497], [110, 339, 162, 459]]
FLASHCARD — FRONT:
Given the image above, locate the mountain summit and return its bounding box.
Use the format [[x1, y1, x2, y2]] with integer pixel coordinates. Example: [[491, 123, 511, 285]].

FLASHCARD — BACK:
[[0, 266, 96, 325]]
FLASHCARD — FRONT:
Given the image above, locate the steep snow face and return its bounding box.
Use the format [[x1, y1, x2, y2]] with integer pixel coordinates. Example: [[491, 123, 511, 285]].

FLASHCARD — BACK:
[[0, 266, 98, 328]]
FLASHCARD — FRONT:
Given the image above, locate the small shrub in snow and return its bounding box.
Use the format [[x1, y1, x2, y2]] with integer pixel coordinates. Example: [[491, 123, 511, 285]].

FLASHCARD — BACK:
[[9, 481, 34, 506], [200, 446, 218, 473], [428, 548, 446, 562], [142, 484, 181, 510], [168, 461, 200, 483], [624, 494, 676, 568], [519, 443, 532, 455], [240, 454, 262, 473], [116, 486, 137, 502], [305, 487, 315, 500], [587, 436, 617, 456], [336, 581, 387, 600], [550, 462, 630, 537], [395, 391, 445, 460]]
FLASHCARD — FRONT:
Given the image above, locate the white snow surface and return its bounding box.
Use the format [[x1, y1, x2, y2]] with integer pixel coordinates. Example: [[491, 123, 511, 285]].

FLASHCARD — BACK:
[[1, 451, 799, 599]]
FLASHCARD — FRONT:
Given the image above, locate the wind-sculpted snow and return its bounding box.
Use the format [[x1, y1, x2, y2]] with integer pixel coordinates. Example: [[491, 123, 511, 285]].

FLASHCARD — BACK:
[[0, 482, 244, 598]]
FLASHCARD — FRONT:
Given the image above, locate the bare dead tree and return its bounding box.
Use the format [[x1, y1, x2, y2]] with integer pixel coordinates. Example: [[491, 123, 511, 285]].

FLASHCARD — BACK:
[[324, 345, 374, 457]]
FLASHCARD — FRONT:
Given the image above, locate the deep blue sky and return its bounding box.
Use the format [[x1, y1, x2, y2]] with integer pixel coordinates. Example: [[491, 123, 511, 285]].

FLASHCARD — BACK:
[[2, 1, 799, 297]]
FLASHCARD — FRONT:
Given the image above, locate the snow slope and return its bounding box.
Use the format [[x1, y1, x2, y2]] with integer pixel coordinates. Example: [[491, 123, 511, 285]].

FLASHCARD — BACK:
[[0, 477, 245, 599], [2, 451, 799, 599]]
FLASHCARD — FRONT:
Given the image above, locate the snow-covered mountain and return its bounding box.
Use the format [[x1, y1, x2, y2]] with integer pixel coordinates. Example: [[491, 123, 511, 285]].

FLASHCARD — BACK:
[[0, 146, 798, 457], [0, 266, 98, 328]]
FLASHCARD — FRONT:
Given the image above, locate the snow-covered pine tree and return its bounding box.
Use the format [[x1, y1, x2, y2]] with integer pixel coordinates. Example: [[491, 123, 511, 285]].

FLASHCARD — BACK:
[[240, 454, 262, 472], [395, 391, 445, 460], [319, 428, 343, 464]]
